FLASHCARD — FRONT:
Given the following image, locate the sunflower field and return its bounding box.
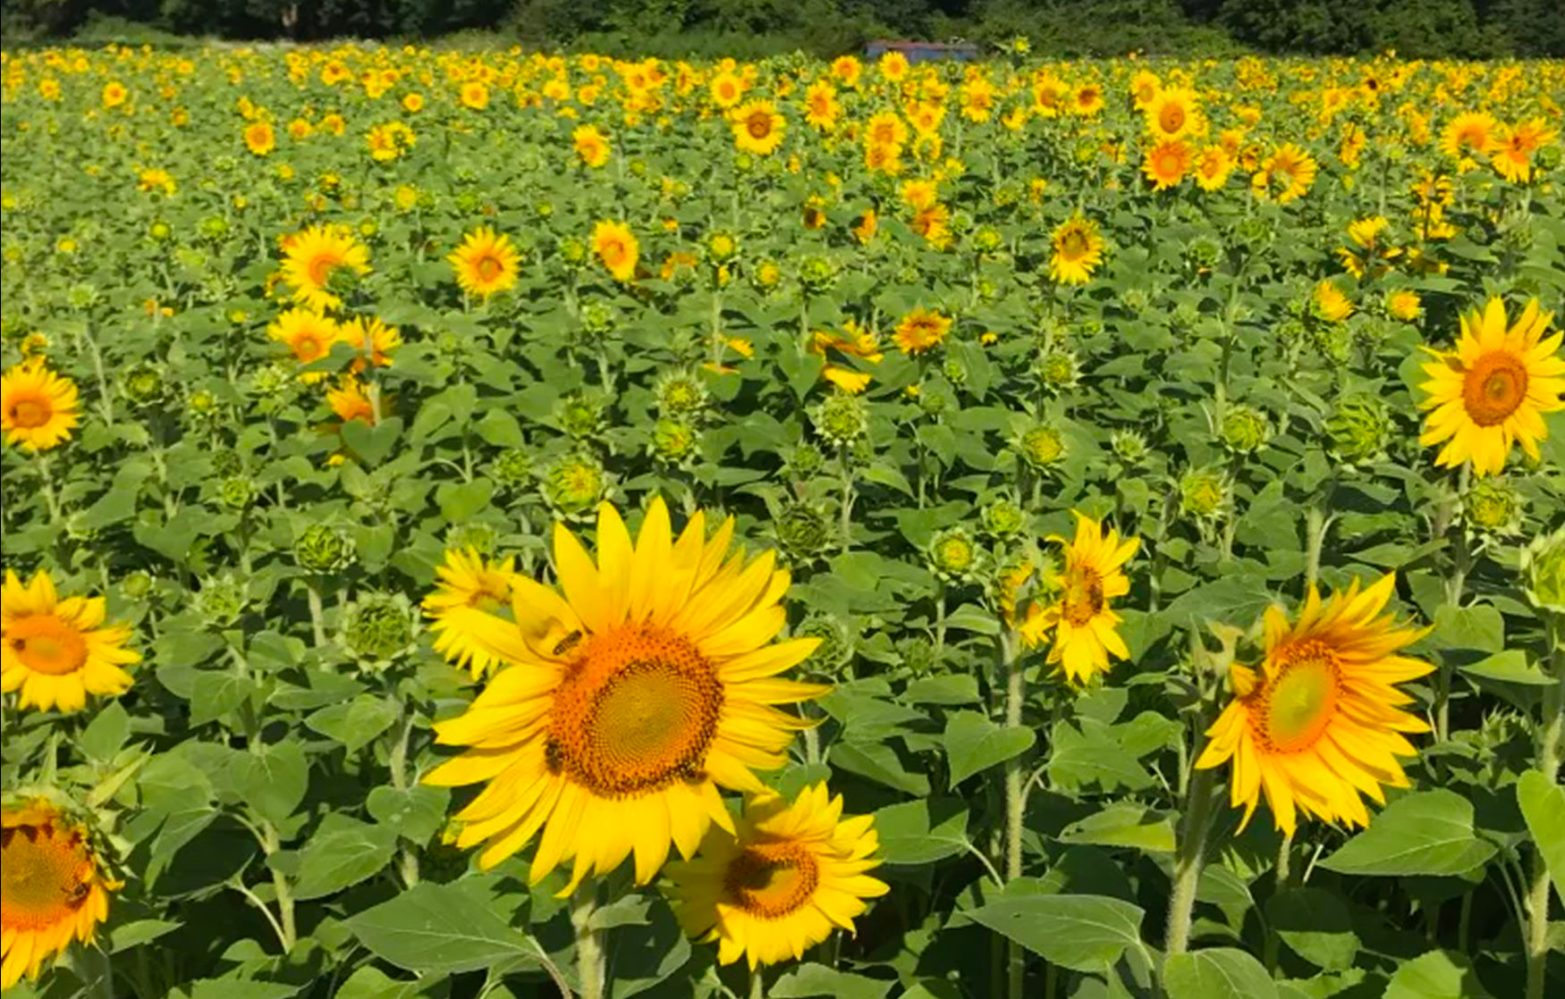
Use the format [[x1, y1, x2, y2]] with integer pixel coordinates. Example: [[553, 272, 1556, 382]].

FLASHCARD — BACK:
[[2, 40, 1565, 999]]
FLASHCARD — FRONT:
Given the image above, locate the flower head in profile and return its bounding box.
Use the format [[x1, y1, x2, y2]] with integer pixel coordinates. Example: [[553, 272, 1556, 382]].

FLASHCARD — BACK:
[[1419, 297, 1562, 477], [422, 548, 523, 678], [1, 360, 80, 452], [1018, 513, 1139, 684], [1252, 143, 1317, 204], [2, 570, 138, 713], [665, 782, 887, 968], [1196, 574, 1433, 835]]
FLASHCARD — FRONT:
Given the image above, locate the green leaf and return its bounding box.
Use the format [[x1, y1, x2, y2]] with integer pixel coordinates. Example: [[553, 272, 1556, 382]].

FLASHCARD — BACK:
[[873, 798, 969, 865], [340, 416, 404, 467], [306, 696, 400, 753], [965, 894, 1146, 973], [943, 711, 1035, 785], [292, 816, 398, 900], [604, 896, 691, 998], [770, 964, 893, 999], [1163, 948, 1277, 999], [235, 742, 310, 826], [349, 881, 539, 976], [109, 919, 181, 954], [78, 701, 131, 760], [1460, 650, 1554, 686], [436, 479, 494, 522], [333, 967, 421, 999], [367, 785, 451, 845], [1321, 790, 1497, 877], [1383, 950, 1492, 999], [830, 742, 930, 796], [188, 671, 255, 727], [943, 603, 1001, 635], [1517, 770, 1565, 904], [1057, 803, 1175, 853], [1265, 887, 1358, 970], [474, 408, 526, 448]]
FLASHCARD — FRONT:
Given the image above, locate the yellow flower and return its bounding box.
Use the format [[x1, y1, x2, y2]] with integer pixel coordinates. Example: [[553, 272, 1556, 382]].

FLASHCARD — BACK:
[[1, 570, 138, 714], [1439, 110, 1497, 161], [341, 316, 401, 372], [803, 81, 839, 130], [572, 124, 611, 168], [136, 168, 176, 196], [326, 376, 378, 426], [893, 308, 953, 355], [1, 800, 119, 989], [1049, 215, 1105, 286], [402, 92, 424, 113], [592, 220, 639, 283], [422, 549, 523, 678], [1, 360, 80, 452], [1193, 145, 1233, 191], [423, 499, 829, 890], [1142, 138, 1192, 190], [1419, 297, 1563, 477], [448, 226, 521, 299], [1252, 143, 1317, 204], [279, 225, 371, 313], [665, 782, 887, 968], [1491, 118, 1556, 184], [101, 81, 128, 108], [243, 120, 276, 156], [267, 308, 341, 382], [1314, 279, 1355, 323], [460, 81, 490, 110], [731, 100, 785, 156], [1018, 513, 1139, 685], [709, 71, 744, 109], [1144, 86, 1201, 140], [1196, 574, 1433, 835], [1387, 289, 1423, 323]]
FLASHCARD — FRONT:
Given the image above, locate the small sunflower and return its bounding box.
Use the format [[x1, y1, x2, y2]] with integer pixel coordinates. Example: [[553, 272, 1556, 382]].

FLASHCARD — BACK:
[[1419, 297, 1563, 477], [279, 224, 371, 313], [1, 360, 80, 452], [1193, 145, 1233, 191], [1142, 138, 1192, 191], [1439, 110, 1497, 162], [243, 121, 276, 156], [448, 227, 521, 300], [572, 124, 611, 168], [1314, 279, 1355, 323], [2, 570, 138, 714], [1490, 118, 1557, 185], [423, 498, 828, 891], [1252, 143, 1318, 204], [422, 548, 523, 678], [591, 220, 640, 283], [1196, 574, 1433, 835], [892, 308, 953, 355], [732, 101, 786, 157], [326, 377, 378, 426], [665, 782, 887, 969], [341, 316, 401, 371], [1048, 215, 1105, 286], [267, 308, 341, 382], [1019, 513, 1139, 684], [1, 800, 119, 990]]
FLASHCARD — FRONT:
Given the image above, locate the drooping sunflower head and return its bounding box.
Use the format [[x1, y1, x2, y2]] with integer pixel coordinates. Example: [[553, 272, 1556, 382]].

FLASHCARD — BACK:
[[1196, 574, 1433, 835], [422, 548, 522, 678], [1, 570, 138, 714], [1, 360, 80, 452], [424, 498, 829, 892], [279, 224, 371, 313], [664, 782, 888, 969], [1, 799, 118, 990], [267, 308, 341, 381], [1419, 296, 1563, 477], [326, 376, 377, 427], [1049, 215, 1105, 286], [448, 226, 521, 299]]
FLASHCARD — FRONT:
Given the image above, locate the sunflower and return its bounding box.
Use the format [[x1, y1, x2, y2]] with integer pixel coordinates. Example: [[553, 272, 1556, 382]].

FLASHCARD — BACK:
[[1130, 70, 1161, 110], [423, 499, 828, 891], [1439, 110, 1497, 162], [243, 121, 275, 156], [449, 227, 521, 300], [1195, 574, 1433, 835], [1049, 215, 1105, 286], [1314, 279, 1355, 323], [665, 782, 887, 969], [327, 377, 377, 426], [1, 570, 137, 714], [267, 308, 340, 382], [1252, 143, 1317, 204], [709, 71, 744, 109], [1419, 297, 1563, 477], [892, 308, 952, 355], [279, 224, 371, 313], [1, 800, 118, 990], [592, 220, 640, 283], [809, 321, 883, 394], [802, 81, 840, 131], [1387, 289, 1423, 323], [572, 124, 611, 168], [423, 549, 523, 678], [1018, 513, 1139, 685], [1337, 216, 1401, 280], [1193, 144, 1233, 191], [341, 316, 401, 372], [1, 360, 80, 452], [1490, 118, 1557, 184], [732, 101, 785, 157], [1142, 138, 1192, 191], [460, 81, 489, 110], [1144, 86, 1201, 140]]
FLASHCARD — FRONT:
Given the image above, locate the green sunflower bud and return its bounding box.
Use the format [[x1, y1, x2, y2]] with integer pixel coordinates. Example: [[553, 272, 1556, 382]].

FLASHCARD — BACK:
[[650, 418, 699, 465], [1522, 527, 1565, 613], [342, 593, 416, 663], [543, 455, 605, 517], [811, 393, 868, 447], [491, 448, 534, 489], [1464, 477, 1522, 536], [774, 504, 832, 561], [1180, 467, 1230, 521], [294, 523, 356, 574], [1220, 404, 1271, 455], [1016, 424, 1066, 469], [1326, 394, 1391, 464]]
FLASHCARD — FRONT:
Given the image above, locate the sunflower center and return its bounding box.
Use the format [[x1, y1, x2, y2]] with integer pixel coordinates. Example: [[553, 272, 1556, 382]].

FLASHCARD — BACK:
[[1462, 352, 1528, 427], [9, 397, 52, 429], [746, 113, 772, 139], [1061, 566, 1105, 627], [476, 254, 503, 282], [545, 625, 722, 798], [307, 253, 338, 288], [294, 334, 323, 361], [1159, 103, 1185, 134], [0, 824, 91, 930], [724, 840, 820, 919], [1060, 230, 1088, 258], [1258, 644, 1340, 753], [601, 240, 626, 266], [7, 615, 89, 676]]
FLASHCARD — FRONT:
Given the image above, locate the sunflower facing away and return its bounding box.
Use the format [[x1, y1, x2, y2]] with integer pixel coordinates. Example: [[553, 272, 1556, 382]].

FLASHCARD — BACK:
[[2, 570, 138, 714], [1, 799, 119, 989], [1196, 574, 1433, 835], [1049, 215, 1105, 286], [279, 224, 371, 312], [665, 782, 887, 969], [423, 548, 523, 678], [1, 360, 80, 452], [448, 227, 521, 299], [1019, 513, 1140, 684], [267, 308, 341, 382], [424, 498, 829, 891], [1419, 297, 1563, 477], [592, 220, 640, 283]]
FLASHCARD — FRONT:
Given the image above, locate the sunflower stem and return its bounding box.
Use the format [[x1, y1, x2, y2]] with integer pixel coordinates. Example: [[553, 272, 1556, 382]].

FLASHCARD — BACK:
[[1164, 764, 1217, 961], [1525, 612, 1564, 999], [572, 880, 606, 999], [749, 965, 767, 999], [305, 581, 326, 648], [1001, 630, 1026, 999]]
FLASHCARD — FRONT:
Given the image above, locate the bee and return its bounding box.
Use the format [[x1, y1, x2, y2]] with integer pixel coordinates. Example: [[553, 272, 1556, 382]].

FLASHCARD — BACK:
[[551, 629, 584, 658]]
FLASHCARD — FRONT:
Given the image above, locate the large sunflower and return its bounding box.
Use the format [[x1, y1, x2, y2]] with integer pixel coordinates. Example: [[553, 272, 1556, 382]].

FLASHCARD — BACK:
[[1142, 138, 1192, 191], [665, 782, 887, 969], [279, 225, 371, 313], [1144, 86, 1201, 141], [1, 800, 118, 990], [1, 360, 80, 452], [2, 570, 138, 714], [1019, 513, 1140, 685], [424, 499, 828, 891], [1419, 297, 1563, 477], [1439, 110, 1497, 162], [267, 308, 341, 382], [423, 548, 523, 678], [732, 101, 786, 157], [1048, 215, 1105, 286], [1195, 574, 1433, 834], [448, 227, 521, 300]]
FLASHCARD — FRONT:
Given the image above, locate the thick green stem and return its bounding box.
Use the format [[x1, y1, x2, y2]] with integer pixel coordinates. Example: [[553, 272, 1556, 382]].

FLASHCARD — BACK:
[[1164, 765, 1218, 959], [1304, 506, 1328, 591], [1525, 614, 1564, 999], [749, 965, 766, 999], [1002, 632, 1026, 999], [260, 823, 298, 951], [572, 881, 605, 999], [305, 581, 326, 647]]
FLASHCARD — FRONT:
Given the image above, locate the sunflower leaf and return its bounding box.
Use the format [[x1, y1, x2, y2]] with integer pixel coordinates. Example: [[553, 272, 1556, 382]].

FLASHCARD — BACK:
[[1320, 790, 1497, 877]]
